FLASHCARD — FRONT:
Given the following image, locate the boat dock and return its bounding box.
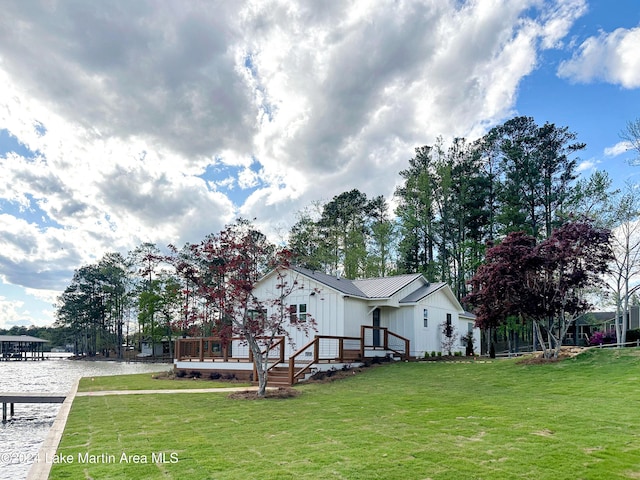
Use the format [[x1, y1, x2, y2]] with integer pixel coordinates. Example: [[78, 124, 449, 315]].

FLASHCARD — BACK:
[[1, 393, 67, 421]]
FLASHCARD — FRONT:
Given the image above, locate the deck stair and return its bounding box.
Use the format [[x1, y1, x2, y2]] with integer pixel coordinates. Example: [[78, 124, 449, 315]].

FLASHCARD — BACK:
[[266, 366, 301, 387]]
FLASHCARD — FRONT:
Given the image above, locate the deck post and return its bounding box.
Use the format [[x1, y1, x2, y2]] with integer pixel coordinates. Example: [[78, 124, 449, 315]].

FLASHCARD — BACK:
[[199, 338, 204, 362], [360, 326, 365, 359], [338, 338, 344, 362], [2, 403, 6, 422]]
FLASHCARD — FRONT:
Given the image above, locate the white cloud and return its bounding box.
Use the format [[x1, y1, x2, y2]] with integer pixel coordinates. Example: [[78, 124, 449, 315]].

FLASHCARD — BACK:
[[0, 0, 588, 325], [576, 159, 597, 173], [558, 25, 640, 88], [0, 296, 30, 329], [604, 141, 633, 157]]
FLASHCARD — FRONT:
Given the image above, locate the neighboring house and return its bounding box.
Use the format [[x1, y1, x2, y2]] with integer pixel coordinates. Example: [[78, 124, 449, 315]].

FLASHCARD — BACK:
[[253, 265, 480, 358], [140, 337, 171, 357]]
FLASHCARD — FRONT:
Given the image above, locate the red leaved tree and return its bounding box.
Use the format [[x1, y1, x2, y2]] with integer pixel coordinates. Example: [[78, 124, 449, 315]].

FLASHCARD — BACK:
[[187, 220, 315, 396], [466, 221, 612, 359]]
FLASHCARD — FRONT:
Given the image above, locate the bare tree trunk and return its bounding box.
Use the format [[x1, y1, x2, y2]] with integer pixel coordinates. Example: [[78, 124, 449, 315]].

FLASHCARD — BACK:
[[249, 340, 268, 397]]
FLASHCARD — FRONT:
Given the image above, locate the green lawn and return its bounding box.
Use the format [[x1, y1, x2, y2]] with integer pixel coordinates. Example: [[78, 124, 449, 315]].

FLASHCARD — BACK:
[[50, 349, 640, 479], [77, 372, 251, 392]]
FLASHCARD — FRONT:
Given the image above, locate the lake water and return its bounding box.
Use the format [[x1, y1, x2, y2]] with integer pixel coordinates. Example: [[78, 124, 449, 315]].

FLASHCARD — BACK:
[[0, 355, 171, 480]]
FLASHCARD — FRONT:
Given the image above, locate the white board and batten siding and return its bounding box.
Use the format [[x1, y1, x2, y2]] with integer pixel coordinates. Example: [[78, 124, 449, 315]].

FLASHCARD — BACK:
[[253, 266, 480, 358], [252, 268, 345, 357]]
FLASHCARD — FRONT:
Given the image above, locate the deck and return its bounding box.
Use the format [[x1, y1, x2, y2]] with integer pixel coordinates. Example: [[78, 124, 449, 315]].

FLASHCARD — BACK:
[[174, 326, 410, 386]]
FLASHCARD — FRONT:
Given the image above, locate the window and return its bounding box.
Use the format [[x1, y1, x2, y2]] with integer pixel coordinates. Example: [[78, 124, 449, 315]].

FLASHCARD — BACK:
[[445, 314, 452, 337], [248, 309, 266, 322], [290, 304, 307, 322], [423, 309, 428, 328], [468, 322, 473, 334]]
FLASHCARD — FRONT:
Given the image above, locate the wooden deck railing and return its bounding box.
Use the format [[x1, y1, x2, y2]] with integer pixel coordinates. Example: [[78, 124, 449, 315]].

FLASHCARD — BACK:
[[253, 337, 286, 379], [175, 336, 285, 364], [360, 326, 410, 360], [288, 335, 361, 385]]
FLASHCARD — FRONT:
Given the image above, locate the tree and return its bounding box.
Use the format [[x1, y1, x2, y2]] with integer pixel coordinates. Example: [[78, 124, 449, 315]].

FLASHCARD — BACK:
[[395, 145, 438, 277], [189, 220, 313, 397], [607, 184, 640, 345], [484, 116, 583, 239], [439, 318, 458, 356], [620, 118, 640, 166], [466, 222, 612, 359], [318, 189, 371, 278], [365, 195, 397, 277]]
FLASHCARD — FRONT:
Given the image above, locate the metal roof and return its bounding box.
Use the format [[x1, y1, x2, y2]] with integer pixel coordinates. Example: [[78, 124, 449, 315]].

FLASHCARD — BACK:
[[399, 282, 447, 303], [352, 274, 424, 298], [0, 335, 49, 343]]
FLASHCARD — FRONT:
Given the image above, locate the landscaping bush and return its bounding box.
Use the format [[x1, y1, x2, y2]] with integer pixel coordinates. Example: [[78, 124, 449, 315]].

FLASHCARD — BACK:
[[626, 329, 640, 343], [589, 330, 616, 346], [209, 372, 222, 380], [190, 370, 202, 378], [175, 369, 186, 378]]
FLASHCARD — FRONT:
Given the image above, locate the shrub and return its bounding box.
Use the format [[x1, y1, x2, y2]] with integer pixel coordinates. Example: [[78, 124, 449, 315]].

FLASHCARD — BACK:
[[209, 372, 222, 380], [437, 351, 442, 357], [431, 351, 436, 357], [461, 333, 475, 356], [176, 370, 186, 378], [190, 370, 202, 378], [626, 329, 640, 343], [589, 330, 616, 346], [454, 351, 462, 357]]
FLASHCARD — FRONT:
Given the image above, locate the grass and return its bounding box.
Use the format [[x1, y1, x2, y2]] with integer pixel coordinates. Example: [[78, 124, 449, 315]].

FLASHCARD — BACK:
[[50, 349, 640, 479], [77, 372, 251, 392]]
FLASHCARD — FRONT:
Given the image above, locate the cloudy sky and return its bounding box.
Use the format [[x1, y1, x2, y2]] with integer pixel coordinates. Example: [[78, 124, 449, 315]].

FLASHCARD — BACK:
[[0, 0, 639, 329]]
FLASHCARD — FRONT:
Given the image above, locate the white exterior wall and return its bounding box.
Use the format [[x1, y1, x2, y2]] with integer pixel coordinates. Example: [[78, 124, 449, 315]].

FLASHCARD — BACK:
[[252, 269, 345, 356], [344, 297, 371, 337], [252, 269, 481, 360], [458, 316, 481, 355], [412, 289, 463, 357]]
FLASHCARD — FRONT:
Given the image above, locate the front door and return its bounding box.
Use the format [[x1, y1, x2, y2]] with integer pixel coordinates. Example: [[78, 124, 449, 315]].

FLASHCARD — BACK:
[[373, 308, 381, 347]]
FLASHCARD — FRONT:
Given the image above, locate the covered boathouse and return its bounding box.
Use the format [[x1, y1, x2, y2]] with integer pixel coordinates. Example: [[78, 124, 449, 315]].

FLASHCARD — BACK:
[[0, 335, 49, 360]]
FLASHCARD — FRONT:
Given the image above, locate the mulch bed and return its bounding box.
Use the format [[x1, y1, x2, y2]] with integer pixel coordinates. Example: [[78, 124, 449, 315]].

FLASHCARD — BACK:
[[228, 387, 301, 400]]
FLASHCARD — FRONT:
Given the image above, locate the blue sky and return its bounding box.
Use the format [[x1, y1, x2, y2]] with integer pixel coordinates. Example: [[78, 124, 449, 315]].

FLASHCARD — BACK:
[[0, 0, 638, 329]]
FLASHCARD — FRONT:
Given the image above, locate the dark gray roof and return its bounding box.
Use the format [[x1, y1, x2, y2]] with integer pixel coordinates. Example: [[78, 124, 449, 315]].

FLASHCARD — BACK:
[[399, 282, 446, 303], [290, 266, 367, 297], [0, 335, 49, 343], [575, 311, 616, 326]]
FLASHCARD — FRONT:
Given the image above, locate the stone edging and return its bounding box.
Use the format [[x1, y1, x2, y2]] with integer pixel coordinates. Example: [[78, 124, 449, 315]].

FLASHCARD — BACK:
[[27, 378, 80, 480]]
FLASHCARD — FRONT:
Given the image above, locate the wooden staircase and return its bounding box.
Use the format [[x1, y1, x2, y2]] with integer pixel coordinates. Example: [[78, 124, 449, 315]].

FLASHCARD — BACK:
[[266, 366, 292, 387]]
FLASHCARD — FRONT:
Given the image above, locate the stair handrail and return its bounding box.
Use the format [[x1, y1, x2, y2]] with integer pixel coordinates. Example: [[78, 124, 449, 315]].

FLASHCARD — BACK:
[[265, 336, 285, 372], [288, 337, 319, 385], [386, 330, 410, 359], [252, 336, 286, 380]]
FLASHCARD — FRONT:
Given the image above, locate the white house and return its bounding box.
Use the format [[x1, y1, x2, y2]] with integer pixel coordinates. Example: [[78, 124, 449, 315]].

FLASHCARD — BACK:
[[253, 265, 480, 358], [173, 266, 480, 384]]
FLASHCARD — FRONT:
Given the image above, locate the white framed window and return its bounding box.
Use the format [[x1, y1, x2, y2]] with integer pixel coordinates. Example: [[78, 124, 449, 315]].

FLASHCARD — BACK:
[[423, 309, 428, 328], [290, 304, 307, 322]]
